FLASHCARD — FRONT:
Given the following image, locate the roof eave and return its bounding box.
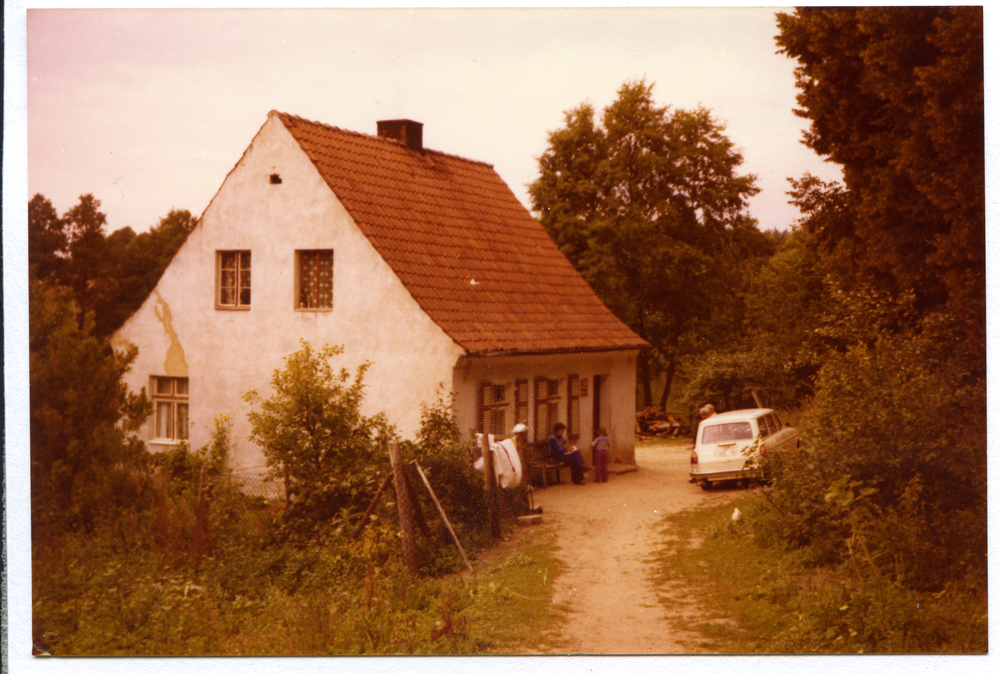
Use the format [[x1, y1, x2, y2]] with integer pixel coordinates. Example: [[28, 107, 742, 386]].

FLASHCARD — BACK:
[[459, 343, 649, 359]]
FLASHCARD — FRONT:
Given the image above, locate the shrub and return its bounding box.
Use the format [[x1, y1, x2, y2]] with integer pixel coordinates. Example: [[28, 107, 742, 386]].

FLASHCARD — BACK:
[[244, 341, 393, 539]]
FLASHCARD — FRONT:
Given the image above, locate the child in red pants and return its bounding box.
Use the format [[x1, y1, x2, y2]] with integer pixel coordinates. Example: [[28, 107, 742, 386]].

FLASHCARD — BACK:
[[591, 426, 609, 482]]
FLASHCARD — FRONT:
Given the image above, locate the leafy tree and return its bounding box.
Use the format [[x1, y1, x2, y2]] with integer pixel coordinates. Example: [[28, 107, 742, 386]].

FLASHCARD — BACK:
[[26, 194, 197, 338], [104, 209, 198, 336], [684, 227, 830, 411], [776, 7, 985, 350], [30, 278, 152, 532], [244, 342, 392, 535], [529, 79, 766, 406], [28, 194, 68, 281]]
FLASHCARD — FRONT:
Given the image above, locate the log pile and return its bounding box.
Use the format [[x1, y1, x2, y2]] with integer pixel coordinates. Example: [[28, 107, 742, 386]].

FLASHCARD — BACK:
[[635, 406, 690, 439]]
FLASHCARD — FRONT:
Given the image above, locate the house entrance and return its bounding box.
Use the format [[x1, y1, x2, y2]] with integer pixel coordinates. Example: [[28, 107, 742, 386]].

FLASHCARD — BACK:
[[592, 375, 608, 436]]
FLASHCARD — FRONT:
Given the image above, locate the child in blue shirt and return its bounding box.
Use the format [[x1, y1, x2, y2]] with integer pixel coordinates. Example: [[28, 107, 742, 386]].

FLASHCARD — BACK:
[[591, 426, 610, 483]]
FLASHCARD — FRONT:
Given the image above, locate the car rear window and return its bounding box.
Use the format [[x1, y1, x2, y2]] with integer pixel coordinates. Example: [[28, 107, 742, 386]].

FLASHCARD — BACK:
[[760, 415, 775, 436], [702, 422, 754, 444]]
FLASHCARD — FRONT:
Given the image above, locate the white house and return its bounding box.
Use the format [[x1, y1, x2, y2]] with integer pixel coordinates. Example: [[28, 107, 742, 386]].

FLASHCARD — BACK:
[[112, 111, 648, 473]]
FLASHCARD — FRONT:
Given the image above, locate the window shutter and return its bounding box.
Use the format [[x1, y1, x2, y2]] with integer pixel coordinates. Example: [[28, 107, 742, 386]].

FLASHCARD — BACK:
[[534, 378, 548, 442], [568, 375, 580, 439], [515, 379, 529, 425]]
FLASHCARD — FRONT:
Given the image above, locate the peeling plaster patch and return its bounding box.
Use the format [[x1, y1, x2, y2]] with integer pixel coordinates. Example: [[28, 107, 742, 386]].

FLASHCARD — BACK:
[[153, 290, 188, 376]]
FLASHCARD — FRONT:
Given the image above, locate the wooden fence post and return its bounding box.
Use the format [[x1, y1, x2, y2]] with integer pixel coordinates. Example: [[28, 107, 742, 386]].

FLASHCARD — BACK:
[[389, 440, 419, 578], [480, 434, 501, 541]]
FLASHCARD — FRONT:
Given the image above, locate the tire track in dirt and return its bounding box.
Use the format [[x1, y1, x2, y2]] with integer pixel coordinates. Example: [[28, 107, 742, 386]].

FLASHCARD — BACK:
[[530, 443, 739, 654]]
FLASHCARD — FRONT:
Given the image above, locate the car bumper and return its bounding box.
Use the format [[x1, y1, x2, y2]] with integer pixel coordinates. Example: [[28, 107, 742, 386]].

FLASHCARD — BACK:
[[689, 467, 758, 483]]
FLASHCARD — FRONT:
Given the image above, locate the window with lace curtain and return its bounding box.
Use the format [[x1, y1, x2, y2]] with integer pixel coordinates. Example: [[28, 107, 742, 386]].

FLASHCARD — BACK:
[[216, 251, 251, 308], [296, 250, 334, 309]]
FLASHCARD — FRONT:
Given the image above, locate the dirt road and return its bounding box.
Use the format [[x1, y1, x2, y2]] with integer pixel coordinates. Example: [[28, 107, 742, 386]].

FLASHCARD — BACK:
[[529, 440, 739, 654]]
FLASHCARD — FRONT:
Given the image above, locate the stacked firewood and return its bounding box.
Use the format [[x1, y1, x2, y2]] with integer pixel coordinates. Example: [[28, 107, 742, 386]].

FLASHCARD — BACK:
[[635, 406, 690, 439]]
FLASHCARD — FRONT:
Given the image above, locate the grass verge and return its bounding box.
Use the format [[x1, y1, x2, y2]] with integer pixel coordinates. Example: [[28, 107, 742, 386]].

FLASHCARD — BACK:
[[653, 491, 988, 653]]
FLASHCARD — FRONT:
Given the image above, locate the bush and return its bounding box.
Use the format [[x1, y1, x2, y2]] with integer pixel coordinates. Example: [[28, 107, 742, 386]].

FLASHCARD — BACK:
[[244, 341, 393, 539], [755, 309, 986, 592]]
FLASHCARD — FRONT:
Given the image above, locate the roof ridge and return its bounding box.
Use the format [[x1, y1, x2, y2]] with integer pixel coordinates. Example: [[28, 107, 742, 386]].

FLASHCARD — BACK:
[[271, 110, 493, 169]]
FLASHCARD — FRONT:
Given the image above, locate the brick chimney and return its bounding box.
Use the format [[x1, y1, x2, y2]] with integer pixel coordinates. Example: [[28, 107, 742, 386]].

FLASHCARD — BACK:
[[377, 119, 423, 152]]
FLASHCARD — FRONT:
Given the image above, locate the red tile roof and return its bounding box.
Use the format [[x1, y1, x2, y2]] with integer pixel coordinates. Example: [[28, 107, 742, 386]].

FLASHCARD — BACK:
[[275, 111, 648, 356]]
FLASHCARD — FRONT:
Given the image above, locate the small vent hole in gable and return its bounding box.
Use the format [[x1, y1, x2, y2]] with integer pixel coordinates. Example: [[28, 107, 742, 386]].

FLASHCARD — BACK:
[[270, 173, 282, 184]]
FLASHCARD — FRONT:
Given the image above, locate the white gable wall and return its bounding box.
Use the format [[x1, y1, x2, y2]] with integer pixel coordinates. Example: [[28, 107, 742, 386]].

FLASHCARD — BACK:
[[114, 114, 465, 471]]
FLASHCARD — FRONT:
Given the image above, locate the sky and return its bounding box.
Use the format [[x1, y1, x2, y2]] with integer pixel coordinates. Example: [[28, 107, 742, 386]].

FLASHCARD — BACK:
[[24, 6, 844, 235]]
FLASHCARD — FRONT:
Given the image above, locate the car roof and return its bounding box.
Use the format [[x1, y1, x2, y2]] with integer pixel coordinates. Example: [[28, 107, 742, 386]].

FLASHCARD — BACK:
[[702, 409, 774, 424]]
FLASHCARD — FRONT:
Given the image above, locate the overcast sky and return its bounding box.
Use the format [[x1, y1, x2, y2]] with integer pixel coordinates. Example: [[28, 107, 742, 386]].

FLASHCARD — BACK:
[[25, 6, 844, 235]]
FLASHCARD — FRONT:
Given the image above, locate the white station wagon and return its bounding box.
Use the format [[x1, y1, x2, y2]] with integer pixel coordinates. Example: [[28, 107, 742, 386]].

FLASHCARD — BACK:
[[689, 408, 798, 490]]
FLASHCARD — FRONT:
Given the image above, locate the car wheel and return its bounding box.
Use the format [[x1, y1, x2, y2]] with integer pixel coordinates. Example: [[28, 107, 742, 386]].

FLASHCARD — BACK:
[[700, 481, 713, 491]]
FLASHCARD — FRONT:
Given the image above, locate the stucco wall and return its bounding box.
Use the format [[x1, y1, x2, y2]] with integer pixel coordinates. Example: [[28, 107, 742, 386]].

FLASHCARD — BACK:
[[113, 113, 464, 471], [452, 350, 640, 466]]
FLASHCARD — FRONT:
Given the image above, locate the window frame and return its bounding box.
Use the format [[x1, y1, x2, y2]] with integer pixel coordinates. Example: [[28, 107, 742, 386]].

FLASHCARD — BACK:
[[479, 382, 509, 436], [151, 376, 190, 444], [295, 249, 334, 311], [216, 250, 252, 310], [534, 377, 562, 442], [514, 379, 529, 427]]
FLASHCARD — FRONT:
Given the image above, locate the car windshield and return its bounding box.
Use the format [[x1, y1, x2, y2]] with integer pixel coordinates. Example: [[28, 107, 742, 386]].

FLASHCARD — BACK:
[[702, 422, 754, 444]]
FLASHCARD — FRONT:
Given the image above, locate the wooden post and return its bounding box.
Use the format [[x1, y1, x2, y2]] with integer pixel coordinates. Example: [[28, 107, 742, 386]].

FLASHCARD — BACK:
[[480, 434, 501, 540], [412, 461, 474, 573], [389, 440, 419, 578], [350, 472, 393, 540], [751, 390, 765, 409]]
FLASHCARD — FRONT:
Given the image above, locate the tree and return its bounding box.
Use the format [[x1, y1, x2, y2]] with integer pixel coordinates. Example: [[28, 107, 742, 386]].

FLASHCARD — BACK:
[[244, 342, 392, 534], [684, 231, 827, 410], [529, 79, 766, 406], [776, 7, 985, 351], [30, 278, 152, 531], [26, 195, 198, 338], [28, 194, 68, 281], [103, 209, 198, 336]]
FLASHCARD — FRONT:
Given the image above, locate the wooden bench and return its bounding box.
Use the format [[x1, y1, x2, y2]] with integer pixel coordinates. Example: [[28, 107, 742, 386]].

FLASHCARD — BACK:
[[526, 442, 570, 488]]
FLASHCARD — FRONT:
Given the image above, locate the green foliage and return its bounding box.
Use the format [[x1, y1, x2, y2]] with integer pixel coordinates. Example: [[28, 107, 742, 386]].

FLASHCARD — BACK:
[[27, 193, 197, 337], [404, 387, 494, 564], [656, 497, 987, 653], [29, 277, 152, 535], [28, 194, 68, 281], [752, 305, 986, 589], [528, 78, 770, 407], [776, 7, 985, 346], [33, 433, 564, 656], [683, 231, 827, 410], [244, 341, 392, 538]]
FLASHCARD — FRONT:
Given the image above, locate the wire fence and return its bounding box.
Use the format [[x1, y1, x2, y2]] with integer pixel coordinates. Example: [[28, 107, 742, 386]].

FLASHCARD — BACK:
[[229, 467, 286, 502]]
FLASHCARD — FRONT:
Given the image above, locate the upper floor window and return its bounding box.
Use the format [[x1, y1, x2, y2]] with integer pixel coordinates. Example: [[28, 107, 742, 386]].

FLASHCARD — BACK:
[[217, 251, 251, 308], [297, 250, 333, 309], [152, 376, 189, 442]]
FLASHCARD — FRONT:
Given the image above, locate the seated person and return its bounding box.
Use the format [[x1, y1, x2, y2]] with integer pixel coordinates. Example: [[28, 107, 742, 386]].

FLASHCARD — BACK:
[[548, 422, 586, 485]]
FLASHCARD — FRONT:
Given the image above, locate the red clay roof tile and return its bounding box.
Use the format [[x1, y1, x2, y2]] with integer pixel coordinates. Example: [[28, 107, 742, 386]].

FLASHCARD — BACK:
[[275, 111, 648, 356]]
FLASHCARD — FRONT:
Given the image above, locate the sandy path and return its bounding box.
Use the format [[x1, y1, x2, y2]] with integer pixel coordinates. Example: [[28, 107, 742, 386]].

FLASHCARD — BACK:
[[529, 442, 739, 654]]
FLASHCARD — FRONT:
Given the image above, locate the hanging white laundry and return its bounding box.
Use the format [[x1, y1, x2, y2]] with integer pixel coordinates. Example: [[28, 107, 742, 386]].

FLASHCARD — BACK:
[[472, 434, 523, 488], [492, 438, 522, 488]]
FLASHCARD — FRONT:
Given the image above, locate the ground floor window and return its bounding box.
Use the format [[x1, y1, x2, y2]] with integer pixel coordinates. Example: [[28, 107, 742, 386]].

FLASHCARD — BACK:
[[514, 379, 529, 426], [534, 377, 561, 442], [480, 382, 509, 435], [152, 376, 189, 441]]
